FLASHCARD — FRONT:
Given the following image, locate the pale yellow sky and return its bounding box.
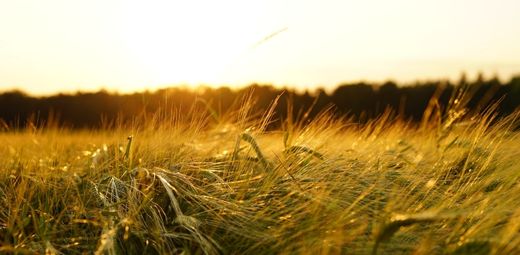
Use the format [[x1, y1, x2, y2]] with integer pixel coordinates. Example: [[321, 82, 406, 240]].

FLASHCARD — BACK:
[[1, 0, 520, 95]]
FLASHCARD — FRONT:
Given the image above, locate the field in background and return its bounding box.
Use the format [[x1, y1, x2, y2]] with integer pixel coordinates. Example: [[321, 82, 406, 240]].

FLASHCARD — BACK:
[[1, 92, 519, 255]]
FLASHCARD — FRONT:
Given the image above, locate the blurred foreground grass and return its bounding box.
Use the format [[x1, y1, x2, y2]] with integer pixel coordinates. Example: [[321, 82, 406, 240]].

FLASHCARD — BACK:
[[0, 93, 519, 255]]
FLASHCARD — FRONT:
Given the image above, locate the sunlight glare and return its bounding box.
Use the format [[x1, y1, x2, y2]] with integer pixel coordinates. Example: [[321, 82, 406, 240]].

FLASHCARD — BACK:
[[121, 0, 280, 87]]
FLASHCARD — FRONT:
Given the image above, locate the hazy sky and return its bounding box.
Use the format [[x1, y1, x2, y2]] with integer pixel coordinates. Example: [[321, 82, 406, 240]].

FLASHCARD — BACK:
[[1, 0, 520, 95]]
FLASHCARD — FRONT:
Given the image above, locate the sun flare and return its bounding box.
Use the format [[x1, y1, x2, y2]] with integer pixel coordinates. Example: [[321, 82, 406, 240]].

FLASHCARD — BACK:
[[121, 1, 279, 87]]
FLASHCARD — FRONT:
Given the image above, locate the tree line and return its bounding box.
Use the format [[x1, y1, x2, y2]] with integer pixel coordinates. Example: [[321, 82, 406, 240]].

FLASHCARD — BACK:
[[1, 74, 520, 129]]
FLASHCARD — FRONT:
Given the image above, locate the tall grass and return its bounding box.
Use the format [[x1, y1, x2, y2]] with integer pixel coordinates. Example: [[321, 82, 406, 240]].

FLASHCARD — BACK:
[[0, 89, 519, 254]]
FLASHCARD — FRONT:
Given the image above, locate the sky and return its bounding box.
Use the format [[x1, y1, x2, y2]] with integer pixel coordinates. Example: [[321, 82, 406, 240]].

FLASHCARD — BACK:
[[1, 0, 520, 95]]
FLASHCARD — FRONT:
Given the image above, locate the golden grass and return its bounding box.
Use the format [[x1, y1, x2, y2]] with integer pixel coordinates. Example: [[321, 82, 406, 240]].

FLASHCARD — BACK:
[[0, 94, 519, 254]]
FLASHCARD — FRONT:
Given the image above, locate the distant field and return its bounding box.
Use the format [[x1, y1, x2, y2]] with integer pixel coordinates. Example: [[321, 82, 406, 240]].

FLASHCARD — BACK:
[[1, 98, 519, 254]]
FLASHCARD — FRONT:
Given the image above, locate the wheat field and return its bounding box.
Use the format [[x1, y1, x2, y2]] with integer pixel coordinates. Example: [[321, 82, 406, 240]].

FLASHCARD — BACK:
[[1, 93, 519, 255]]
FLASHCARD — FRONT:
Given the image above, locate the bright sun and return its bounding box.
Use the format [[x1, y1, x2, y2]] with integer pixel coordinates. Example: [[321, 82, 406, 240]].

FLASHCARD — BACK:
[[121, 0, 281, 87]]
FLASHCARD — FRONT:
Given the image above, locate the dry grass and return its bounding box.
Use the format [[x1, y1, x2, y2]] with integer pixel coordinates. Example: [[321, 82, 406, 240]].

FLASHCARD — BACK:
[[0, 92, 519, 254]]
